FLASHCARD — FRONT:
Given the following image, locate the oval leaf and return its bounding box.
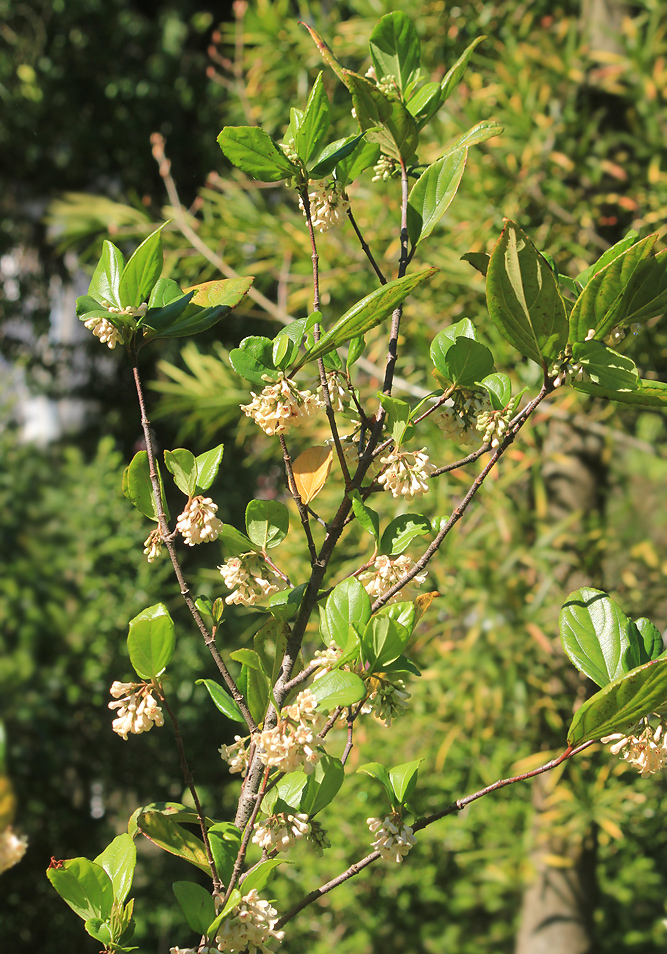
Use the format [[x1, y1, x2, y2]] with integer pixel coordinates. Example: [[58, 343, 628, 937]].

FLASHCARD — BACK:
[[310, 670, 366, 709], [127, 603, 175, 680], [173, 881, 216, 936], [195, 444, 225, 493], [196, 679, 246, 724], [293, 446, 333, 504], [559, 588, 631, 688], [47, 859, 114, 922], [407, 147, 467, 247], [218, 126, 299, 182], [246, 499, 289, 550], [94, 834, 136, 905]]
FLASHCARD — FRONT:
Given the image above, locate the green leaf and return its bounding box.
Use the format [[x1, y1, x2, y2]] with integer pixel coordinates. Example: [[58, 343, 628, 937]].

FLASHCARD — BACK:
[[217, 126, 300, 182], [369, 11, 421, 95], [164, 448, 197, 497], [241, 859, 285, 895], [137, 811, 210, 873], [208, 822, 242, 886], [362, 616, 411, 670], [88, 240, 125, 308], [350, 490, 380, 542], [296, 268, 436, 369], [299, 753, 345, 815], [147, 277, 186, 309], [295, 72, 330, 164], [443, 120, 503, 154], [576, 230, 640, 288], [196, 679, 246, 724], [487, 219, 568, 367], [569, 236, 667, 342], [559, 587, 632, 687], [389, 759, 422, 804], [571, 340, 639, 391], [127, 603, 175, 680], [94, 834, 136, 906], [481, 372, 511, 410], [146, 276, 254, 340], [245, 499, 289, 550], [119, 224, 165, 308], [571, 377, 667, 408], [206, 889, 242, 938], [380, 514, 431, 556], [142, 290, 195, 333], [345, 72, 418, 162], [195, 444, 224, 493], [47, 858, 114, 922], [379, 394, 411, 446], [84, 918, 113, 944], [434, 336, 494, 387], [321, 578, 371, 650], [173, 881, 216, 936], [237, 664, 269, 724], [229, 335, 279, 387], [407, 148, 467, 247], [634, 618, 665, 662], [122, 451, 169, 522], [309, 134, 364, 178], [357, 762, 394, 803], [375, 602, 417, 636], [310, 669, 366, 708], [268, 584, 307, 623], [440, 36, 486, 103], [407, 80, 444, 127], [461, 251, 489, 276], [265, 772, 309, 814], [219, 525, 257, 556], [568, 658, 667, 745], [346, 335, 367, 369], [334, 139, 381, 189]]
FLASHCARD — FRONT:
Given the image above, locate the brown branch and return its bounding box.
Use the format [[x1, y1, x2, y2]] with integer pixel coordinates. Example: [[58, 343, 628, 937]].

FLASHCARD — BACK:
[[224, 763, 271, 904], [347, 207, 387, 285], [279, 435, 317, 565]]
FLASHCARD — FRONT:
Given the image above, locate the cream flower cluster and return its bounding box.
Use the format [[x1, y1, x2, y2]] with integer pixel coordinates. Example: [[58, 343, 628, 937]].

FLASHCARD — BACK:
[[602, 720, 667, 777], [364, 678, 411, 727], [143, 527, 163, 563], [435, 394, 491, 446], [550, 358, 588, 389], [108, 680, 164, 740], [219, 735, 251, 776], [475, 408, 511, 448], [252, 812, 310, 853], [176, 496, 223, 546], [214, 889, 285, 954], [360, 553, 427, 601], [378, 449, 435, 500], [83, 316, 124, 349], [311, 641, 343, 678], [253, 689, 324, 774], [0, 826, 28, 874], [242, 375, 321, 436], [218, 553, 285, 606], [299, 180, 350, 232], [367, 814, 416, 863], [318, 371, 349, 413]]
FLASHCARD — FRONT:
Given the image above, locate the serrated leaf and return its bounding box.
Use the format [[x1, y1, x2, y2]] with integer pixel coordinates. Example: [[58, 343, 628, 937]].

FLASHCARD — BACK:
[[217, 127, 299, 182], [571, 340, 639, 391], [246, 499, 289, 550], [559, 588, 631, 687], [196, 679, 246, 724], [164, 448, 197, 497], [47, 859, 114, 922], [119, 224, 166, 308], [127, 603, 175, 680], [487, 219, 568, 367], [173, 881, 216, 935], [137, 811, 210, 873], [440, 36, 486, 103], [369, 11, 421, 95], [94, 834, 136, 906], [310, 669, 366, 708], [407, 147, 467, 247], [568, 658, 667, 745], [295, 72, 330, 164], [380, 514, 431, 556], [295, 268, 436, 369], [292, 446, 333, 504]]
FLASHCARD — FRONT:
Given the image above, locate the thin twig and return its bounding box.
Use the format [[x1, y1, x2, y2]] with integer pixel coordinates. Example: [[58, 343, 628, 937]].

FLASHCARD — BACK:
[[347, 207, 387, 285], [224, 764, 271, 904], [279, 435, 317, 565]]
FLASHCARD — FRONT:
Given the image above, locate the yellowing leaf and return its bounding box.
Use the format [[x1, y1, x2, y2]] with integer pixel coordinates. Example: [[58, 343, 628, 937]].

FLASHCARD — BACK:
[[183, 280, 233, 306], [293, 446, 333, 504], [0, 776, 16, 828], [414, 590, 439, 622]]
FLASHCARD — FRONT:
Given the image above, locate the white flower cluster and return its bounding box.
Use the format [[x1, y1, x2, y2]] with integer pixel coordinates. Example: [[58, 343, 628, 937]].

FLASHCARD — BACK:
[[550, 357, 589, 388], [602, 720, 667, 778], [372, 154, 398, 182], [253, 689, 324, 774], [108, 681, 164, 740], [435, 394, 491, 446], [252, 812, 310, 853], [318, 371, 349, 413], [367, 814, 416, 863], [0, 826, 28, 874], [214, 889, 284, 954], [299, 180, 350, 232], [176, 496, 223, 546], [218, 553, 285, 606], [242, 375, 321, 436], [378, 449, 435, 500], [364, 677, 411, 727], [311, 641, 343, 678], [219, 735, 251, 777], [83, 316, 124, 349], [280, 139, 299, 165], [360, 554, 427, 602], [143, 527, 163, 563], [475, 408, 511, 448]]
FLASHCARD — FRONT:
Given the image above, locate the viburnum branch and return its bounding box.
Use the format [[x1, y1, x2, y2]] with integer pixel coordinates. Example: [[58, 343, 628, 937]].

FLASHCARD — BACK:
[[275, 739, 596, 929], [379, 156, 410, 399], [224, 763, 271, 904], [131, 363, 258, 734], [430, 443, 491, 478], [346, 207, 387, 285]]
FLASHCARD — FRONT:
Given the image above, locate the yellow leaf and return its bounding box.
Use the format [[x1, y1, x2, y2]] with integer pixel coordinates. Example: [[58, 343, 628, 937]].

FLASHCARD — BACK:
[[415, 591, 439, 622], [293, 446, 333, 504]]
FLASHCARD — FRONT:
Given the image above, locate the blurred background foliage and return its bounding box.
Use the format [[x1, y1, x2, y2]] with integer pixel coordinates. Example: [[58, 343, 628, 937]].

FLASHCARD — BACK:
[[2, 0, 667, 952]]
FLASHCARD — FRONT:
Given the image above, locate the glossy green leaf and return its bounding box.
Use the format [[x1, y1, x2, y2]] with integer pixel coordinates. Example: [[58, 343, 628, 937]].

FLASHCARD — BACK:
[[267, 584, 307, 623], [94, 834, 136, 905], [47, 858, 114, 922], [147, 277, 185, 309], [357, 762, 394, 803], [389, 759, 422, 804], [407, 80, 443, 127], [229, 335, 279, 387], [127, 603, 175, 680], [88, 240, 124, 308], [137, 811, 210, 873], [122, 451, 169, 522], [407, 148, 467, 247], [369, 11, 421, 95], [142, 290, 195, 333], [346, 335, 367, 369], [237, 664, 269, 724], [363, 616, 411, 669], [568, 658, 667, 745], [444, 120, 503, 155], [195, 444, 224, 493], [208, 822, 242, 886], [440, 35, 486, 103], [321, 578, 371, 650], [263, 772, 309, 815], [299, 753, 345, 815], [481, 372, 512, 410], [571, 340, 639, 391], [146, 276, 254, 340], [196, 679, 246, 724], [119, 224, 165, 308], [295, 72, 330, 164], [217, 126, 299, 182], [379, 393, 410, 446], [350, 490, 380, 542], [334, 139, 381, 188], [487, 219, 568, 367], [560, 588, 631, 687], [218, 525, 257, 556], [173, 881, 216, 936], [380, 514, 431, 556], [576, 230, 640, 288], [572, 377, 667, 408], [296, 268, 436, 369], [375, 601, 417, 635], [310, 669, 366, 708], [309, 134, 364, 178], [241, 859, 285, 895], [439, 336, 494, 387], [164, 448, 197, 497], [245, 499, 289, 550], [84, 918, 112, 944], [635, 618, 665, 662]]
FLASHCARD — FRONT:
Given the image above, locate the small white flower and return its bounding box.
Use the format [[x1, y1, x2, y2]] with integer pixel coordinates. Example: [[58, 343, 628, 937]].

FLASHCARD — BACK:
[[378, 448, 435, 500], [214, 888, 284, 953], [0, 827, 28, 874], [108, 682, 164, 740], [176, 495, 223, 546], [218, 553, 286, 606], [84, 315, 124, 349], [372, 154, 398, 182], [435, 393, 491, 446], [252, 812, 310, 853], [253, 690, 325, 774], [360, 553, 427, 601], [367, 813, 416, 863], [299, 180, 350, 232], [242, 374, 322, 436], [219, 736, 250, 777], [311, 641, 343, 679], [143, 527, 163, 562], [602, 720, 667, 777], [318, 371, 349, 413]]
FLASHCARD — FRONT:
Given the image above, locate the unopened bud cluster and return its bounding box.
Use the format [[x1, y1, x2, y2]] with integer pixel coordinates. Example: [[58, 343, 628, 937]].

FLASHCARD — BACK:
[[254, 689, 324, 773], [367, 813, 416, 863], [475, 409, 509, 448], [378, 449, 435, 500], [602, 719, 667, 777], [108, 680, 164, 740], [218, 552, 286, 606], [241, 374, 321, 436], [0, 826, 28, 874], [213, 889, 284, 954], [299, 180, 350, 232], [84, 316, 124, 349], [360, 553, 427, 602], [176, 495, 223, 546], [143, 527, 163, 563], [252, 812, 310, 853], [364, 676, 411, 727], [435, 393, 491, 446], [372, 154, 399, 181]]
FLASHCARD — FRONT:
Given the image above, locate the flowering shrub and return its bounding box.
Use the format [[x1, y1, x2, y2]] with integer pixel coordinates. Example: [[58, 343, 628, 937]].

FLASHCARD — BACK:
[[42, 11, 667, 954]]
